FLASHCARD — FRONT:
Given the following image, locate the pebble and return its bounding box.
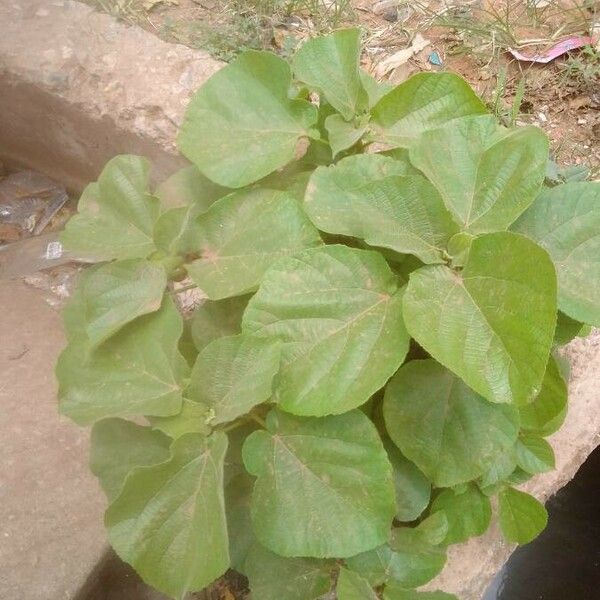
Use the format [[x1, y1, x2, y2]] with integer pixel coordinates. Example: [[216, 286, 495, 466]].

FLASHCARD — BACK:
[[538, 112, 548, 123]]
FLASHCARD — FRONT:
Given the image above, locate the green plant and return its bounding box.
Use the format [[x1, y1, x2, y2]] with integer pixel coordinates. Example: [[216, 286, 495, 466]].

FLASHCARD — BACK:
[[57, 28, 600, 600]]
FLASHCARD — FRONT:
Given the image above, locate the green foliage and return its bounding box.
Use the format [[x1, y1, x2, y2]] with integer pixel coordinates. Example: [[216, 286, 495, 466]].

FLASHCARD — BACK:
[[57, 28, 599, 600]]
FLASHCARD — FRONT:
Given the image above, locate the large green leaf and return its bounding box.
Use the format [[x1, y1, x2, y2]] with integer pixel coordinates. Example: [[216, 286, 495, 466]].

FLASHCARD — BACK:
[[519, 356, 567, 436], [178, 51, 318, 188], [430, 483, 492, 544], [186, 188, 322, 300], [369, 73, 487, 148], [245, 543, 332, 600], [347, 516, 448, 589], [337, 568, 378, 600], [187, 334, 281, 425], [242, 409, 396, 557], [106, 432, 229, 599], [498, 487, 548, 544], [385, 440, 431, 522], [515, 435, 555, 474], [292, 28, 367, 120], [61, 155, 159, 260], [90, 418, 171, 501], [383, 360, 520, 487], [191, 295, 250, 352], [58, 296, 189, 425], [74, 259, 166, 347], [403, 232, 557, 405], [410, 115, 548, 233], [384, 585, 458, 600], [304, 155, 458, 264], [243, 245, 409, 416], [512, 181, 600, 325]]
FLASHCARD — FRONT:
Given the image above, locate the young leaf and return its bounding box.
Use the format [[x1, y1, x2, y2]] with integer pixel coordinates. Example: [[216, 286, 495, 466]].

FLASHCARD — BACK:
[[242, 409, 396, 557], [369, 73, 487, 148], [325, 114, 368, 157], [383, 584, 459, 600], [243, 245, 410, 416], [383, 360, 520, 487], [360, 70, 392, 108], [403, 232, 557, 405], [519, 356, 567, 436], [58, 296, 189, 425], [191, 295, 250, 352], [292, 28, 367, 120], [498, 487, 548, 544], [187, 334, 281, 425], [430, 483, 492, 544], [512, 181, 600, 325], [155, 164, 229, 210], [337, 568, 378, 600], [74, 259, 167, 347], [106, 432, 229, 599], [347, 516, 447, 589], [149, 398, 211, 439], [61, 155, 159, 260], [178, 51, 318, 188], [244, 543, 333, 600], [186, 188, 322, 300], [515, 435, 555, 474], [384, 440, 431, 522], [410, 115, 548, 233], [90, 418, 171, 501], [304, 155, 459, 264]]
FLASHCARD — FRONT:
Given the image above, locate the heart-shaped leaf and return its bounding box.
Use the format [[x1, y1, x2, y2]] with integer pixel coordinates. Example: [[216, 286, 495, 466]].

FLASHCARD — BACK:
[[58, 296, 189, 425], [243, 245, 409, 416], [178, 51, 318, 188], [498, 487, 548, 544], [304, 155, 458, 264], [187, 334, 281, 425], [292, 28, 367, 120], [245, 543, 333, 600], [430, 483, 492, 544], [512, 181, 600, 325], [410, 115, 548, 233], [90, 418, 171, 501], [383, 360, 520, 487], [403, 232, 557, 404], [337, 568, 378, 600], [369, 73, 487, 148], [186, 188, 322, 300], [106, 432, 229, 599], [74, 259, 167, 347], [242, 409, 396, 557], [61, 155, 159, 260]]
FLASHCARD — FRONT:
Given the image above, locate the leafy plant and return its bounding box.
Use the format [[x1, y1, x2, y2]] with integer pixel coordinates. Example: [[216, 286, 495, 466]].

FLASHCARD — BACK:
[[57, 28, 599, 600]]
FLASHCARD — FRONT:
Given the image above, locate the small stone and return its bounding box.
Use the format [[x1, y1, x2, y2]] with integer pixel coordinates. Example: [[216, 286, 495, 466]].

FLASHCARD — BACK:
[[382, 7, 398, 21], [538, 112, 548, 123], [577, 118, 587, 125]]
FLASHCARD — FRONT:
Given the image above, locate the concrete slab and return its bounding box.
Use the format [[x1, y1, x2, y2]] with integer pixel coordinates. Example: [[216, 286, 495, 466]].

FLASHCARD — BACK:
[[0, 0, 222, 191], [0, 280, 107, 599]]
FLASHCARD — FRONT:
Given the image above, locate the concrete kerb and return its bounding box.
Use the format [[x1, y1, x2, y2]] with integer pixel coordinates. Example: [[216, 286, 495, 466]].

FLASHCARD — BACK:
[[0, 2, 599, 599]]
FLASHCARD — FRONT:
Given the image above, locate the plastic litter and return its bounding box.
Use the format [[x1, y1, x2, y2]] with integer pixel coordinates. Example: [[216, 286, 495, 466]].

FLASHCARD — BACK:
[[429, 51, 443, 66], [509, 36, 597, 64], [0, 170, 68, 243]]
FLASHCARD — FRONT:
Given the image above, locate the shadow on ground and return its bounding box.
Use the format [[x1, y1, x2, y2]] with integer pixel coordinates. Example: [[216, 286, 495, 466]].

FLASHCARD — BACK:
[[485, 444, 600, 600]]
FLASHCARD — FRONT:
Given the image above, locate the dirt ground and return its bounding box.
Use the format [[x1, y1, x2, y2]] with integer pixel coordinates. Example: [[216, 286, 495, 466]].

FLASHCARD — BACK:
[[83, 0, 600, 175]]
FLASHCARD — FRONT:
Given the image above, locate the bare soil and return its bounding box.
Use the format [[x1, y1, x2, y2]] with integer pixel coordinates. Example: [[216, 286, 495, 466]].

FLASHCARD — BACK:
[[82, 0, 600, 175]]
